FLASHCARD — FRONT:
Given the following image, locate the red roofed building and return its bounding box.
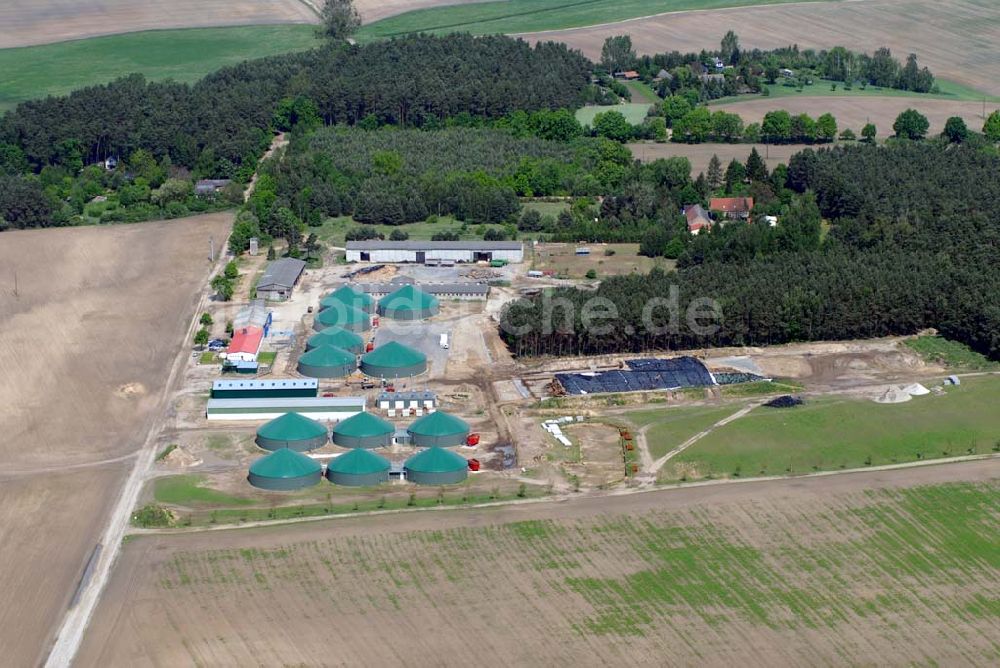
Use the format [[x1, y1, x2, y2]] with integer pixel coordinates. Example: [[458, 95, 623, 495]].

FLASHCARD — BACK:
[[709, 197, 754, 220], [684, 204, 713, 235], [225, 326, 264, 362], [615, 70, 640, 80]]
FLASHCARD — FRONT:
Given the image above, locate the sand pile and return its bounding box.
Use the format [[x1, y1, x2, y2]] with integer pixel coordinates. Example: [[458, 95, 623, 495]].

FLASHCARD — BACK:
[[874, 386, 912, 404], [903, 383, 930, 396]]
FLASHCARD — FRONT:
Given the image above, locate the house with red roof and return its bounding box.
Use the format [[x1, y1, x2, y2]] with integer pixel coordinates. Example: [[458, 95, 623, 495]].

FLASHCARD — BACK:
[[225, 326, 264, 362], [684, 204, 714, 235], [709, 196, 754, 220]]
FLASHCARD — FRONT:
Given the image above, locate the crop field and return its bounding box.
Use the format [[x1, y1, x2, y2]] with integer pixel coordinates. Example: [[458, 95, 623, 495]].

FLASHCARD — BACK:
[[576, 102, 654, 126], [663, 375, 1000, 481], [0, 0, 317, 49], [358, 0, 829, 40], [627, 141, 812, 173], [0, 25, 320, 112], [532, 0, 1000, 97], [79, 463, 1000, 666], [0, 214, 232, 666]]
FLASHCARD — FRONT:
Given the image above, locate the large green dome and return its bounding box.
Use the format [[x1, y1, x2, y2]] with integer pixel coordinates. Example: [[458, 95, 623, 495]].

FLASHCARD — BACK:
[[378, 284, 440, 320], [331, 412, 395, 449], [326, 448, 391, 486], [404, 447, 468, 485], [321, 285, 375, 314], [407, 411, 470, 447], [306, 326, 365, 354], [360, 341, 427, 378], [314, 304, 371, 332], [297, 344, 357, 378], [248, 448, 323, 490], [255, 412, 328, 451]]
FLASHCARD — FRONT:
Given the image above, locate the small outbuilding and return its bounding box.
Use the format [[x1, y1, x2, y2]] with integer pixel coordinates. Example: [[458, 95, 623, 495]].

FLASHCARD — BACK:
[[404, 447, 469, 485], [321, 285, 376, 314], [297, 344, 357, 378], [407, 410, 470, 447], [255, 412, 329, 452], [306, 326, 365, 354], [331, 411, 396, 449], [325, 449, 391, 487], [377, 284, 440, 320], [360, 341, 428, 379], [256, 258, 307, 301], [313, 304, 371, 332], [248, 448, 323, 491]]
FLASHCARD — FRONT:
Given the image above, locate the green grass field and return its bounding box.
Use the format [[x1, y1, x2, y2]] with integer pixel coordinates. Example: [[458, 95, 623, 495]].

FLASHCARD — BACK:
[[904, 336, 999, 371], [711, 77, 1000, 107], [0, 25, 319, 111], [665, 375, 1000, 480], [628, 405, 742, 459], [357, 0, 833, 40], [154, 474, 254, 507], [576, 103, 653, 126]]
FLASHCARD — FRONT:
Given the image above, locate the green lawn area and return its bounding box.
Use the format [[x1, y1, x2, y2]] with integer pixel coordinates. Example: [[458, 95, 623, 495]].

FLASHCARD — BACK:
[[624, 80, 661, 104], [154, 474, 254, 507], [711, 77, 999, 107], [312, 216, 509, 246], [521, 200, 570, 217], [904, 336, 999, 371], [627, 404, 744, 459], [0, 25, 319, 111], [358, 0, 834, 40], [257, 351, 278, 365], [666, 375, 1000, 480], [576, 103, 653, 126]]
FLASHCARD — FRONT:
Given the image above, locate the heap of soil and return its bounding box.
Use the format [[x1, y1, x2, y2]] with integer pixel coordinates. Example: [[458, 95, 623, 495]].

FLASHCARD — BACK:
[[163, 446, 202, 468], [764, 395, 803, 409], [874, 386, 913, 404]]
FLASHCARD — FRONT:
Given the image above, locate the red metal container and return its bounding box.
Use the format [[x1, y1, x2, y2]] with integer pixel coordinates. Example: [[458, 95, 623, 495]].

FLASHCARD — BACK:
[[365, 341, 375, 352], [468, 458, 481, 471], [372, 316, 380, 328], [466, 433, 480, 446]]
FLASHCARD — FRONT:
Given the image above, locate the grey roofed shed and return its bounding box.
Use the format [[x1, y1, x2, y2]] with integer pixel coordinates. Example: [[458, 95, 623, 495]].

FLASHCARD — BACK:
[[257, 258, 306, 299], [345, 241, 522, 251]]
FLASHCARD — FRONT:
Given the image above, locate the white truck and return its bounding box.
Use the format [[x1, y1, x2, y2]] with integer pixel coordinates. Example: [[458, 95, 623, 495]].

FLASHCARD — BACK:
[[439, 333, 449, 349]]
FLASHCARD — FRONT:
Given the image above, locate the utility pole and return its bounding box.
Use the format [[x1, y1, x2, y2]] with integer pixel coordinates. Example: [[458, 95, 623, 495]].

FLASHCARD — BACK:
[[209, 236, 215, 262], [12, 270, 18, 298]]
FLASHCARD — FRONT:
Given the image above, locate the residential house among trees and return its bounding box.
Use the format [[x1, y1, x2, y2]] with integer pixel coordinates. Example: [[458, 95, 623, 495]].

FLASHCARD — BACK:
[[709, 197, 754, 220], [684, 204, 714, 234]]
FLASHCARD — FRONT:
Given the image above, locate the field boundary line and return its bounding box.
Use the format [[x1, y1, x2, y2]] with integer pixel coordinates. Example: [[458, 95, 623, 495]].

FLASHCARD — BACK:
[[648, 401, 761, 475], [126, 453, 1000, 537]]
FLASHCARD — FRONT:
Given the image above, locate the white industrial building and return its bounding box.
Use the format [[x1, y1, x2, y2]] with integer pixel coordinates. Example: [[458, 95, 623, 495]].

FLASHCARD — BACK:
[[206, 396, 366, 421], [345, 241, 523, 264]]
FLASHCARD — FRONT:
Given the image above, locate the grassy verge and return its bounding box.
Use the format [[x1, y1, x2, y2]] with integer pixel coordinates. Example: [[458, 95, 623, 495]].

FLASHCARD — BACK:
[[718, 379, 804, 398], [904, 336, 998, 371], [662, 375, 1000, 481], [257, 351, 278, 365], [154, 474, 254, 507], [358, 0, 833, 40], [198, 351, 218, 365], [710, 77, 999, 107], [0, 25, 319, 111], [576, 103, 653, 126]]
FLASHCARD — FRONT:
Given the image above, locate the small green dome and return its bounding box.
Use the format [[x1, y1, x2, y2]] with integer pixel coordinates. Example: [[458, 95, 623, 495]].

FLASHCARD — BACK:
[[362, 341, 426, 369], [314, 304, 370, 332], [404, 447, 468, 473], [378, 284, 440, 320], [321, 285, 375, 313], [297, 344, 357, 378], [306, 326, 365, 353], [333, 412, 395, 439], [249, 448, 322, 479], [408, 411, 469, 437], [256, 412, 328, 451], [326, 448, 391, 475]]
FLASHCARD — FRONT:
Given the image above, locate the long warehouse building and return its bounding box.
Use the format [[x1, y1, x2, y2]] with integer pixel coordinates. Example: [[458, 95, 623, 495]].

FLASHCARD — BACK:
[[206, 396, 366, 421], [345, 241, 523, 264]]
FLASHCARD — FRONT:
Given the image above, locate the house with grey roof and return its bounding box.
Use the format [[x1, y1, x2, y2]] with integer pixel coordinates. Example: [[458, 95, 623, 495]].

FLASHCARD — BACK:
[[256, 258, 306, 301]]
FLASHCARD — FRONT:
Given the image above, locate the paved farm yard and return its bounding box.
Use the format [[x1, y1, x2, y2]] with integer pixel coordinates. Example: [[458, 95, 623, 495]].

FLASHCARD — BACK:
[[79, 461, 1000, 666]]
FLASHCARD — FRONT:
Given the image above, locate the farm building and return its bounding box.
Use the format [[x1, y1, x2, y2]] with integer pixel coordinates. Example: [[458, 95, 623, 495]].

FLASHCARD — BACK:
[[321, 285, 375, 313], [360, 341, 428, 379], [377, 390, 436, 412], [211, 378, 318, 399], [378, 284, 440, 320], [407, 410, 470, 447], [194, 179, 231, 197], [325, 449, 391, 487], [345, 241, 523, 264], [313, 304, 371, 332], [306, 326, 365, 354], [224, 326, 264, 362], [233, 300, 272, 334], [352, 281, 490, 300], [331, 411, 395, 449], [256, 258, 306, 301], [297, 345, 357, 378], [684, 204, 713, 234], [709, 197, 754, 220], [206, 396, 366, 421], [404, 447, 469, 485], [255, 412, 328, 452], [248, 448, 322, 491]]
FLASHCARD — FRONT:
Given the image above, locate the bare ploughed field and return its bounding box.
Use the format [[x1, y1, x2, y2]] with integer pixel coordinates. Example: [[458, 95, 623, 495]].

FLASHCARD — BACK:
[[628, 141, 812, 172], [0, 214, 230, 666], [523, 0, 1000, 97], [79, 459, 1000, 667]]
